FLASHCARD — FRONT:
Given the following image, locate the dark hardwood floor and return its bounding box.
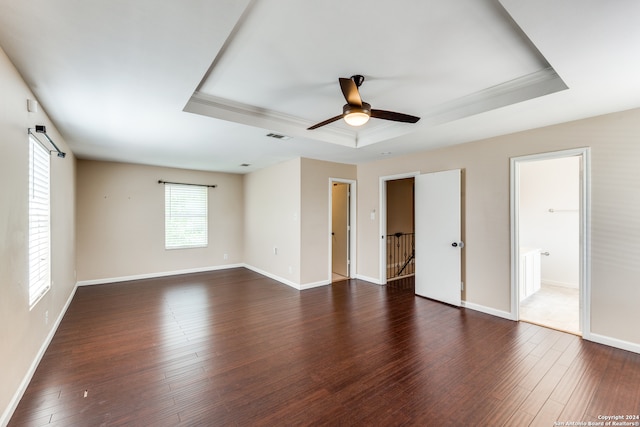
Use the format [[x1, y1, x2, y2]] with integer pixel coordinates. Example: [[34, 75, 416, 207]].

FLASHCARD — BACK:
[[9, 268, 640, 426]]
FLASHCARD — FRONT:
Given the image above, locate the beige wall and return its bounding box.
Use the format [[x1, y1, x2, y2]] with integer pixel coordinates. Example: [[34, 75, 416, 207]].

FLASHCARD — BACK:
[[0, 47, 76, 422], [243, 158, 302, 284], [76, 160, 244, 282], [300, 158, 356, 285], [242, 157, 356, 287], [357, 107, 640, 345]]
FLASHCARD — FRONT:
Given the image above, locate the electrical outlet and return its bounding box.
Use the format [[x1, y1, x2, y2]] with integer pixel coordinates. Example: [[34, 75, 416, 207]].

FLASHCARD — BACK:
[[223, 253, 228, 260], [288, 266, 293, 274], [273, 247, 278, 255], [45, 310, 49, 325]]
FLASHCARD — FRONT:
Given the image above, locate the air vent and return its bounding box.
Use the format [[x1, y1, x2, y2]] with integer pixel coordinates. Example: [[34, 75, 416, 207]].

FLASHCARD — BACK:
[[266, 133, 291, 140]]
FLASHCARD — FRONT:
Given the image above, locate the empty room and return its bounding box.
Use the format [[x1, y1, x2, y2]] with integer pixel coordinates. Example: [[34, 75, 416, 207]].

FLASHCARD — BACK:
[[2, 1, 640, 426]]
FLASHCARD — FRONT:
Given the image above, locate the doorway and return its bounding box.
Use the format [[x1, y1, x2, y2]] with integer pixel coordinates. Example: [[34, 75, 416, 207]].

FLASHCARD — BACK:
[[330, 179, 356, 283], [379, 172, 420, 285], [511, 148, 591, 336], [331, 182, 349, 282], [386, 177, 415, 281]]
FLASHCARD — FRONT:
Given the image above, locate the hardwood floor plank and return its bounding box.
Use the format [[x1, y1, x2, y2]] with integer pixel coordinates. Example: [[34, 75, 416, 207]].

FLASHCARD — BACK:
[[584, 346, 640, 417], [478, 386, 531, 426], [505, 409, 536, 426], [8, 268, 640, 426], [557, 342, 611, 421], [550, 351, 588, 404], [529, 398, 565, 427], [518, 362, 569, 415]]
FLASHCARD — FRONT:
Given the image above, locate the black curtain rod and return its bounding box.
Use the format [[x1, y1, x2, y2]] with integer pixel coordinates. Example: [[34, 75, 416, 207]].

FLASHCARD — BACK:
[[158, 180, 217, 188]]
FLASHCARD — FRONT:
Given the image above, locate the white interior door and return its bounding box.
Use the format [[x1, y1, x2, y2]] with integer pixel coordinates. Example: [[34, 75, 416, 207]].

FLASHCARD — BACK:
[[415, 169, 462, 306]]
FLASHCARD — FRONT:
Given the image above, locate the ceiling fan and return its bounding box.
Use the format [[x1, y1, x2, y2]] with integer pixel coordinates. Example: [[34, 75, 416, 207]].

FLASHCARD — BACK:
[[307, 75, 420, 130]]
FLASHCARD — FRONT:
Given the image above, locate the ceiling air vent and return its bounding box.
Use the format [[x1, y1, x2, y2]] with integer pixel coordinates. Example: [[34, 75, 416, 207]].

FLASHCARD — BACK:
[[265, 133, 291, 140]]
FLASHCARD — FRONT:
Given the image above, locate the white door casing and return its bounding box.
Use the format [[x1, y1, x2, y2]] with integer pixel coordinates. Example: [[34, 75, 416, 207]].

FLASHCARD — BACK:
[[328, 178, 357, 282], [510, 148, 591, 338]]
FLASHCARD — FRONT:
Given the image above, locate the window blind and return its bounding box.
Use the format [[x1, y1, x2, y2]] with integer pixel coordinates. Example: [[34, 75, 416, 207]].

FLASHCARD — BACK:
[[28, 136, 51, 306], [165, 184, 208, 249]]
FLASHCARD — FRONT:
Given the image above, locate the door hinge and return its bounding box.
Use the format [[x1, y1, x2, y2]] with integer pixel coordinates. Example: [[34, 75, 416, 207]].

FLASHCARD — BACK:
[[461, 281, 464, 291]]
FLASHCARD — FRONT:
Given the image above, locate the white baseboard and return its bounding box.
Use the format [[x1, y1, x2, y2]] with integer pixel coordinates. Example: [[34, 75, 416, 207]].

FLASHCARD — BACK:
[[300, 280, 331, 290], [240, 265, 332, 291], [77, 263, 332, 293], [242, 264, 301, 290], [1, 284, 78, 427], [586, 332, 640, 355], [76, 264, 244, 286], [461, 301, 515, 321], [542, 279, 579, 289], [354, 274, 384, 285]]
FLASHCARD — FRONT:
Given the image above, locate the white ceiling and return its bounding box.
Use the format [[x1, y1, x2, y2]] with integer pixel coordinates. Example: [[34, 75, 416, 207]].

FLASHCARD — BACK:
[[1, 0, 639, 173]]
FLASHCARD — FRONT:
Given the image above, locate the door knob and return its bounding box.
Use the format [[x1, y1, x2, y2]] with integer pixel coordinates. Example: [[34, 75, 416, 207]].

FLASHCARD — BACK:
[[451, 241, 465, 248]]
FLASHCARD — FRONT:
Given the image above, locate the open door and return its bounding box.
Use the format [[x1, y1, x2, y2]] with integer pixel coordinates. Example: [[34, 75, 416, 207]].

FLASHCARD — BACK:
[[415, 169, 462, 306]]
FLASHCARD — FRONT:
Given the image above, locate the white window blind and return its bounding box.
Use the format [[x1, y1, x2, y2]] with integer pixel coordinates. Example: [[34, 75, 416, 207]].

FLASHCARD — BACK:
[[28, 136, 51, 307], [165, 184, 208, 249]]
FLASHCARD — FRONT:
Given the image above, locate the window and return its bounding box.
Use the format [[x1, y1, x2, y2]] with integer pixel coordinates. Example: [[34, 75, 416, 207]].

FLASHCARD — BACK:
[[164, 184, 208, 249], [28, 136, 51, 306]]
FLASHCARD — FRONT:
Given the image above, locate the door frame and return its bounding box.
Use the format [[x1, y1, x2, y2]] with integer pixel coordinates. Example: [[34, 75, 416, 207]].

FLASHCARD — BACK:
[[328, 178, 357, 281], [379, 172, 420, 285], [510, 147, 591, 338]]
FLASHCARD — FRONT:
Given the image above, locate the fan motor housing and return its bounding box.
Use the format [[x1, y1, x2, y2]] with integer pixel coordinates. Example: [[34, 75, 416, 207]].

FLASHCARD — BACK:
[[343, 102, 371, 116]]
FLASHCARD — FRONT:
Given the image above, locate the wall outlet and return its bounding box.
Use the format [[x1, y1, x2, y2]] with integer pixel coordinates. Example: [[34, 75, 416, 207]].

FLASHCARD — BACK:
[[45, 310, 49, 325], [288, 266, 293, 274], [273, 247, 278, 255], [223, 253, 228, 260]]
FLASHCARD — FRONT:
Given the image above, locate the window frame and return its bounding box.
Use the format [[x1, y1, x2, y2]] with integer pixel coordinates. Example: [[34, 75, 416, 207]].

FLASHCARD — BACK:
[[164, 183, 209, 250], [28, 135, 51, 308]]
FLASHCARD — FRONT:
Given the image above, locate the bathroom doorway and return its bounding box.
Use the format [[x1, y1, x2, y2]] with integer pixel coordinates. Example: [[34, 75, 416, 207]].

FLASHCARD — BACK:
[[511, 148, 590, 336]]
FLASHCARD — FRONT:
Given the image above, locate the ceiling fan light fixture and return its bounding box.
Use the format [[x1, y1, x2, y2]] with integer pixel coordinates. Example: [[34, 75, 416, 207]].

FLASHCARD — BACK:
[[343, 102, 371, 127], [344, 111, 370, 126]]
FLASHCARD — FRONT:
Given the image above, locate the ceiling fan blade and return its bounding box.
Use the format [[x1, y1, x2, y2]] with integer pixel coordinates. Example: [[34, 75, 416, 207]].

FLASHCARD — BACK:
[[371, 109, 420, 123], [307, 114, 344, 130], [339, 77, 362, 107]]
